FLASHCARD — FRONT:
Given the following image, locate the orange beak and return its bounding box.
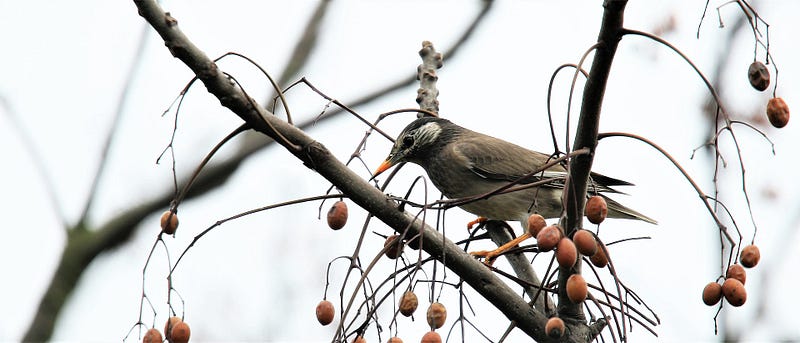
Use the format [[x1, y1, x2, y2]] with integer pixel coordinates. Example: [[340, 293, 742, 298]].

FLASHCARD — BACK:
[[373, 159, 394, 177]]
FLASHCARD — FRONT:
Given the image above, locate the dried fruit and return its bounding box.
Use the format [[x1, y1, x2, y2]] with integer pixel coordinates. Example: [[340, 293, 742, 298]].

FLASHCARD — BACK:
[[170, 321, 191, 343], [536, 225, 562, 252], [142, 328, 162, 343], [722, 278, 747, 307], [726, 264, 747, 285], [590, 241, 609, 268], [327, 200, 348, 230], [387, 336, 404, 343], [384, 235, 404, 259], [426, 302, 447, 329], [573, 230, 597, 256], [766, 97, 790, 128], [420, 331, 442, 343], [566, 274, 588, 303], [740, 245, 761, 268], [748, 61, 770, 91], [526, 214, 547, 237], [585, 196, 608, 224], [702, 282, 723, 306], [353, 335, 366, 343], [164, 316, 182, 340], [545, 317, 565, 338], [316, 300, 335, 326], [399, 291, 418, 317], [556, 238, 578, 268], [160, 211, 179, 235]]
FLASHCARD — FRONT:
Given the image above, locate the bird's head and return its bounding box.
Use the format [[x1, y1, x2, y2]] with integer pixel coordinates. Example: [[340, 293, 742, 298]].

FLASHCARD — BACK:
[[373, 116, 451, 177]]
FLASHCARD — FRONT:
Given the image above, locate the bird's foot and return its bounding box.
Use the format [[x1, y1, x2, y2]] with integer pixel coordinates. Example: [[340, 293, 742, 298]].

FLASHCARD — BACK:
[[466, 216, 488, 230], [469, 232, 532, 266]]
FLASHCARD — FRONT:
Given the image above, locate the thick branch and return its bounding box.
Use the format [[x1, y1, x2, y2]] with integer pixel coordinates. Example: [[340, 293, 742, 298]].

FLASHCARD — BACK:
[[134, 0, 551, 340], [558, 0, 627, 339]]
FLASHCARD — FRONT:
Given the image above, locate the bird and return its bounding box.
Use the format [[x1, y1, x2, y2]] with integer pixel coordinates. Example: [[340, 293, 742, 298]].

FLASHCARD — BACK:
[[373, 116, 655, 262]]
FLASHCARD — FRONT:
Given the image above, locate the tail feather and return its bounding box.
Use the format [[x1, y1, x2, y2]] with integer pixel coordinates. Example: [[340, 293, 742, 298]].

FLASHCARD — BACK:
[[603, 196, 657, 224]]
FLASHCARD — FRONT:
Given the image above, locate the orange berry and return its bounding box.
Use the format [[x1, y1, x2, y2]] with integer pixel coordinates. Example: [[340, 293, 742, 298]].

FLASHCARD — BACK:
[[164, 316, 182, 340], [420, 331, 442, 343], [387, 336, 404, 343], [590, 241, 609, 268], [399, 291, 418, 317], [426, 302, 447, 329], [327, 200, 348, 230], [536, 225, 562, 252], [722, 278, 747, 307], [352, 335, 366, 343], [585, 196, 607, 224], [160, 211, 179, 235], [316, 300, 335, 326], [384, 235, 404, 259], [170, 321, 190, 343], [573, 230, 597, 256], [766, 97, 790, 128], [740, 245, 760, 268], [526, 214, 547, 237], [748, 61, 770, 91], [702, 282, 723, 306], [556, 238, 578, 268], [726, 264, 747, 285], [566, 274, 588, 303], [545, 317, 565, 338], [142, 328, 162, 343]]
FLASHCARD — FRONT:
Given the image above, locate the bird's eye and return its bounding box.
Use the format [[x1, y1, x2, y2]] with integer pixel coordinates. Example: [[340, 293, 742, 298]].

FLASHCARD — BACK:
[[402, 135, 414, 147]]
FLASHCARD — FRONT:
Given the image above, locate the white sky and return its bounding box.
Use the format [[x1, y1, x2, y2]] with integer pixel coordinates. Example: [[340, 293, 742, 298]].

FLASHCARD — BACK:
[[1, 1, 799, 342]]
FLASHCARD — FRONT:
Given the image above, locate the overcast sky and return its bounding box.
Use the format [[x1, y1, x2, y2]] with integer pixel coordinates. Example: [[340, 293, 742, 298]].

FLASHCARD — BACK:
[[1, 1, 799, 342]]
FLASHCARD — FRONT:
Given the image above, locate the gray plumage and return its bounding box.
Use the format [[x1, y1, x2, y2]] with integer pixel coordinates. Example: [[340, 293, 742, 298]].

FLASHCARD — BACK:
[[376, 116, 656, 225]]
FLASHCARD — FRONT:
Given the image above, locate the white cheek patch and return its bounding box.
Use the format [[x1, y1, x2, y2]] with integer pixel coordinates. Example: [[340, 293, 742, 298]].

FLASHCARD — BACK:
[[415, 122, 441, 146]]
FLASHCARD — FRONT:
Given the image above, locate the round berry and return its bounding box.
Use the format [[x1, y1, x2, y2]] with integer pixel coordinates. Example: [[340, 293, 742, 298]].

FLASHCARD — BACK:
[[327, 200, 348, 230]]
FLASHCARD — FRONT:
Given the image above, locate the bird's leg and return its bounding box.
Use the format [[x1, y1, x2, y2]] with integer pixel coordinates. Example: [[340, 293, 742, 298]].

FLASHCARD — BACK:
[[466, 216, 488, 230], [470, 232, 532, 266]]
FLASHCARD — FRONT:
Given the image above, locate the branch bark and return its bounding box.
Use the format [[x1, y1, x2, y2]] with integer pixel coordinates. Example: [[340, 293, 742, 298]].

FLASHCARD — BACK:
[[558, 0, 627, 340]]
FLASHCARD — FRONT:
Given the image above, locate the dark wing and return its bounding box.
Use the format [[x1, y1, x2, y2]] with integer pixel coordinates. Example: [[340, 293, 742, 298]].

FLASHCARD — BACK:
[[454, 132, 631, 193], [453, 134, 566, 187]]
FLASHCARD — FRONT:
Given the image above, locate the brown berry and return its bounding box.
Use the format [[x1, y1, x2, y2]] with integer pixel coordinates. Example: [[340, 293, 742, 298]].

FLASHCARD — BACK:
[[384, 235, 404, 259], [556, 238, 578, 268], [399, 291, 418, 317], [327, 200, 348, 230], [536, 225, 562, 252], [164, 316, 182, 340], [585, 196, 608, 224], [726, 264, 747, 285], [170, 321, 190, 343], [420, 331, 442, 343], [316, 300, 335, 326], [142, 328, 162, 343], [545, 317, 565, 338], [426, 302, 447, 329], [722, 278, 747, 307], [740, 245, 761, 268], [748, 61, 770, 91], [387, 337, 404, 343], [767, 97, 790, 128], [353, 335, 366, 343], [590, 241, 609, 268], [702, 282, 723, 306], [566, 274, 588, 303], [160, 211, 179, 235], [573, 230, 597, 256], [526, 214, 547, 237]]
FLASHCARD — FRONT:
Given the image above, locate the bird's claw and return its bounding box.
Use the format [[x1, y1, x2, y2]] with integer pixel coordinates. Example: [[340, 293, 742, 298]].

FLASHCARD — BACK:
[[467, 216, 488, 230]]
